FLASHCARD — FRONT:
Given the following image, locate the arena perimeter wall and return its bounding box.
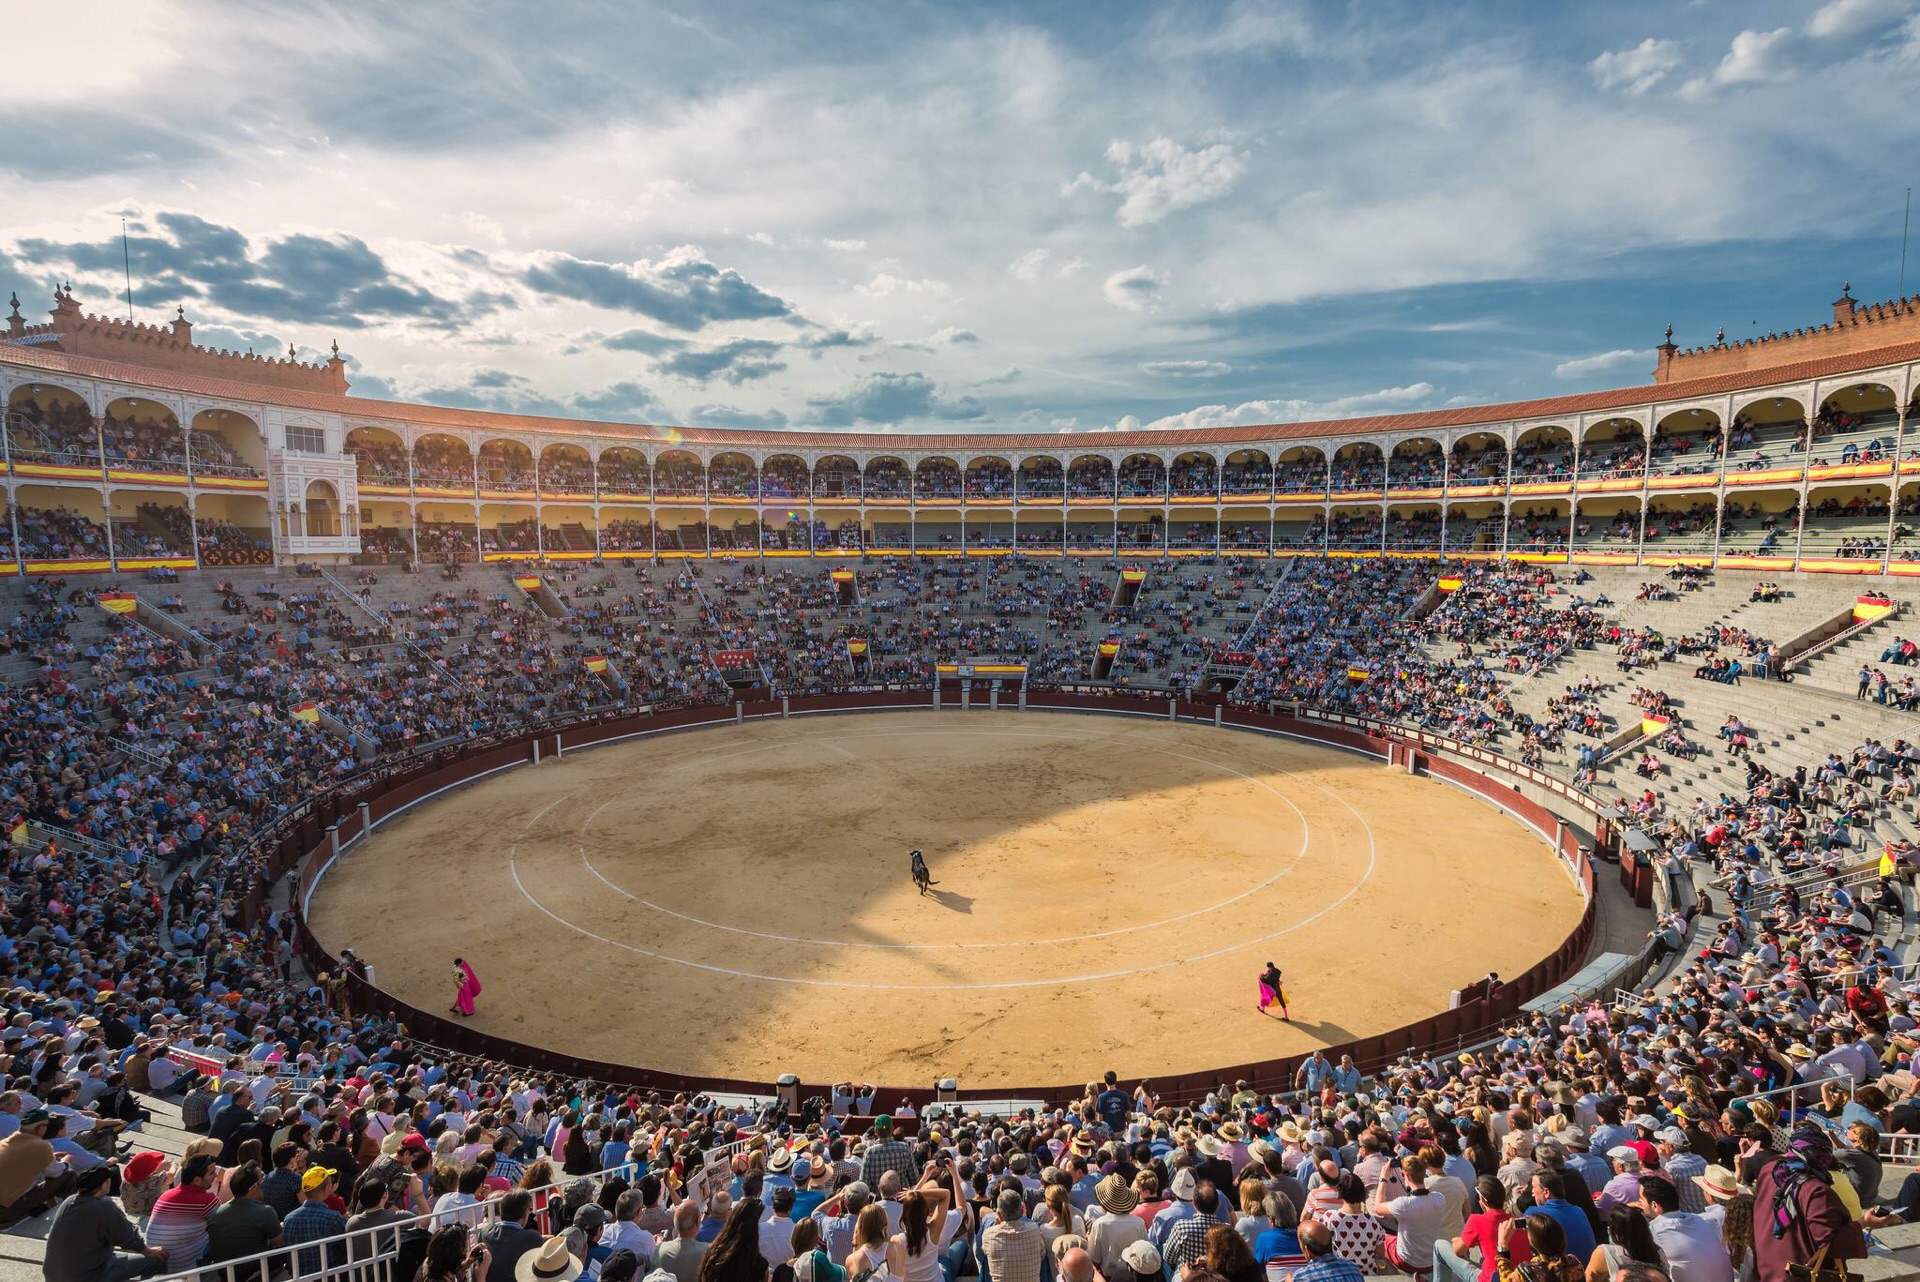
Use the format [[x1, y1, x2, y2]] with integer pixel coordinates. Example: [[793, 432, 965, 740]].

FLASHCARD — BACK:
[[271, 693, 1604, 1104]]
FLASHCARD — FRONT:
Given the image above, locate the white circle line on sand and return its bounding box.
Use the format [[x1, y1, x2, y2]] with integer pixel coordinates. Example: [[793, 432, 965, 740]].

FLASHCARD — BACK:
[[504, 736, 1382, 990], [569, 732, 1315, 949]]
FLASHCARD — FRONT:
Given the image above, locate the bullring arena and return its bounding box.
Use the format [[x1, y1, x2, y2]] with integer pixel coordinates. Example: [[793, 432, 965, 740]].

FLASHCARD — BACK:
[[12, 274, 1920, 1282], [308, 710, 1584, 1087]]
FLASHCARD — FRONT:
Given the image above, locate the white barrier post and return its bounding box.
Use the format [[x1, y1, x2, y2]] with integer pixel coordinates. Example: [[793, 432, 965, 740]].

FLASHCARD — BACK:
[[327, 823, 341, 859], [990, 687, 999, 711], [1168, 698, 1177, 722], [933, 683, 942, 709], [1018, 687, 1026, 711], [531, 738, 541, 765], [735, 701, 744, 721], [554, 733, 563, 760], [1213, 706, 1222, 727], [782, 696, 790, 718], [961, 681, 972, 711], [358, 801, 371, 835]]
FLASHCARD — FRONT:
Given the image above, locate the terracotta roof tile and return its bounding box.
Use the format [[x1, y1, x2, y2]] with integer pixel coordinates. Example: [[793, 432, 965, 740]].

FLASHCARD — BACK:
[[5, 333, 1917, 453]]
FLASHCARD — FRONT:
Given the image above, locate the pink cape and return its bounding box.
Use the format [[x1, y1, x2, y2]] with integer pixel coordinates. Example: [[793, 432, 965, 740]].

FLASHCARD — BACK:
[[455, 961, 482, 1015], [1258, 980, 1280, 1009]]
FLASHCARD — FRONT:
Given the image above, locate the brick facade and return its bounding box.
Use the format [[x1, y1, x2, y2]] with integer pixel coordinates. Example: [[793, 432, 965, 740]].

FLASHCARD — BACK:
[[1656, 284, 1920, 384], [4, 286, 349, 395]]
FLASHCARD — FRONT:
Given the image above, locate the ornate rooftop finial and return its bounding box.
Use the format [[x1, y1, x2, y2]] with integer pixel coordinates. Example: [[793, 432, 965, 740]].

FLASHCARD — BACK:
[[331, 339, 340, 356], [176, 304, 184, 320], [1663, 323, 1674, 342], [1843, 280, 1852, 298], [287, 343, 297, 359], [1715, 326, 1725, 344]]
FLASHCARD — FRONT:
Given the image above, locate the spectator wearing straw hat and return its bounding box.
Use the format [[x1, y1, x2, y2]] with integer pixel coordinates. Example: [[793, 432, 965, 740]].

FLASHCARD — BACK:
[[1087, 1174, 1145, 1278], [516, 1234, 584, 1282]]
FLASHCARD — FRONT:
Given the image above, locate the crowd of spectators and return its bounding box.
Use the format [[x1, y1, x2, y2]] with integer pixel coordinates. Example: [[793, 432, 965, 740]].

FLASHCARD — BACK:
[[5, 554, 1920, 1282]]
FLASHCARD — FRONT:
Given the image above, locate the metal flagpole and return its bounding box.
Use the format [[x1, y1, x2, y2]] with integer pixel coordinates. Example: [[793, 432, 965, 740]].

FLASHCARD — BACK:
[[1901, 187, 1911, 299], [121, 219, 134, 321]]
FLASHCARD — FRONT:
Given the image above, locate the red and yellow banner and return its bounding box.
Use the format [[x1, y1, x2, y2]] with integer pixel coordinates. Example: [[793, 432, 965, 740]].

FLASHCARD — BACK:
[[96, 593, 138, 614], [513, 575, 543, 591], [1437, 576, 1464, 593], [291, 701, 321, 724], [1854, 595, 1896, 623], [1120, 568, 1147, 583], [846, 639, 868, 656], [1641, 714, 1670, 736], [583, 655, 608, 674], [934, 662, 1026, 676], [6, 817, 26, 845], [830, 569, 856, 583], [1098, 641, 1120, 657], [1347, 667, 1370, 681]]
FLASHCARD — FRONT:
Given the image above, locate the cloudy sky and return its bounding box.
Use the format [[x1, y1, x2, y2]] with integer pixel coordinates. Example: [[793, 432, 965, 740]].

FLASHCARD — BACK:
[[5, 0, 1918, 434]]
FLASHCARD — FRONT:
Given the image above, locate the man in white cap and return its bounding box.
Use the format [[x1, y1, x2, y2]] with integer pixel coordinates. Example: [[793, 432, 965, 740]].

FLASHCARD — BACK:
[[1118, 1240, 1162, 1282], [1598, 1148, 1643, 1213], [1147, 1167, 1198, 1250], [1655, 1128, 1707, 1212]]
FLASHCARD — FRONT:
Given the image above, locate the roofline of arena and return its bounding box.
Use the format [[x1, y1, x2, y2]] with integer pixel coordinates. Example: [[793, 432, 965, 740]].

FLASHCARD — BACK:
[[6, 331, 1919, 453]]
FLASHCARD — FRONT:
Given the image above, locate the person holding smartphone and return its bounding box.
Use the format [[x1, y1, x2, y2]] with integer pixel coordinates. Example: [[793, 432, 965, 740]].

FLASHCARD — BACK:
[[422, 1223, 495, 1282]]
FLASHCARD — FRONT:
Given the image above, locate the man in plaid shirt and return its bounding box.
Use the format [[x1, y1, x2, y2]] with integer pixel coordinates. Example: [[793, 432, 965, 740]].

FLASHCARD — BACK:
[[1161, 1183, 1228, 1278], [283, 1167, 348, 1276], [487, 1134, 525, 1189], [857, 1116, 916, 1191], [981, 1188, 1046, 1282]]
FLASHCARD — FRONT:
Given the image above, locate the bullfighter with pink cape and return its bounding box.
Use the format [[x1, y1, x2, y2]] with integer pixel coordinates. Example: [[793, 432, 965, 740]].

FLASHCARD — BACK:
[[1257, 960, 1289, 1020], [452, 957, 481, 1017]]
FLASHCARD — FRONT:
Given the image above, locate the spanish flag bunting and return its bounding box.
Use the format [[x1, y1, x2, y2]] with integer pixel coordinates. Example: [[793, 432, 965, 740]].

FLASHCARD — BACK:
[[291, 701, 321, 723], [830, 569, 856, 583], [1347, 667, 1370, 681], [1098, 641, 1120, 657], [514, 575, 543, 591], [1882, 848, 1900, 878], [1437, 576, 1464, 593], [1120, 568, 1147, 583], [846, 639, 868, 656], [583, 655, 608, 673], [1854, 595, 1896, 623], [97, 593, 138, 614], [1641, 714, 1670, 736], [6, 817, 25, 844]]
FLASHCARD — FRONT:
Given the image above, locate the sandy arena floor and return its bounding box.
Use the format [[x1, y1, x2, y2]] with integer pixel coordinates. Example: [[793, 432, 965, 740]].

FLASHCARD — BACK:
[[308, 711, 1585, 1089]]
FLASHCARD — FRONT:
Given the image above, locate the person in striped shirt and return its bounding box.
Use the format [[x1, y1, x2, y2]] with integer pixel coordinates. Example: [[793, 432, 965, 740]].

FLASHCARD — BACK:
[[144, 1154, 220, 1269]]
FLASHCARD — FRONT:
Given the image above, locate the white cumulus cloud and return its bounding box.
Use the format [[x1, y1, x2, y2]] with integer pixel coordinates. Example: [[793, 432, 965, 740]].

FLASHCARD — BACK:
[[856, 272, 948, 297], [1807, 0, 1912, 38], [1553, 348, 1650, 379], [824, 238, 868, 252], [1142, 381, 1438, 430], [1590, 38, 1684, 95], [1065, 137, 1250, 227], [1679, 27, 1795, 98], [1008, 248, 1050, 281], [1103, 264, 1168, 311], [1142, 359, 1230, 378]]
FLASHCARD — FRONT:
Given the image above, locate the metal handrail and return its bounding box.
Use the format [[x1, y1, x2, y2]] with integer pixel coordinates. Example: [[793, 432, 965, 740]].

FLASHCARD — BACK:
[[143, 1162, 628, 1282]]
